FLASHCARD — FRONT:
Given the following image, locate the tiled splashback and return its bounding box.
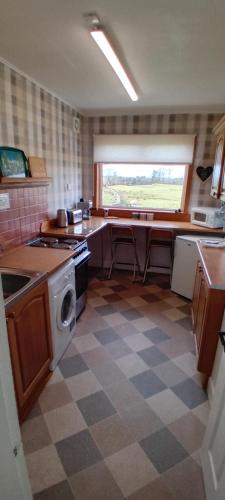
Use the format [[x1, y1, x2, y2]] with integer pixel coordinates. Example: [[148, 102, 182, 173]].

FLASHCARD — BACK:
[[0, 61, 82, 249], [0, 186, 48, 250], [82, 113, 223, 209]]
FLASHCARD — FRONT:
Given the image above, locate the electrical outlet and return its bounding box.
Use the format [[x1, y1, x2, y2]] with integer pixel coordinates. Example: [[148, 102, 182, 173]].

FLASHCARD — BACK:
[[0, 193, 10, 210]]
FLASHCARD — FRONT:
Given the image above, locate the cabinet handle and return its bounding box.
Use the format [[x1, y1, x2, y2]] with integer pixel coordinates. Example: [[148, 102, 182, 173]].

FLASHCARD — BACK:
[[218, 331, 225, 352]]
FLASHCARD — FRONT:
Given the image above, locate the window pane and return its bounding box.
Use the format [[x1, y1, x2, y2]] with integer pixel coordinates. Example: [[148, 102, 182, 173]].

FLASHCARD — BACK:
[[102, 163, 186, 210]]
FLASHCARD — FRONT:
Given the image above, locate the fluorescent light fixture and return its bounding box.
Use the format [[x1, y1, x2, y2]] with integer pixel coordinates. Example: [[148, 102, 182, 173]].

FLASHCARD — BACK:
[[90, 29, 138, 102]]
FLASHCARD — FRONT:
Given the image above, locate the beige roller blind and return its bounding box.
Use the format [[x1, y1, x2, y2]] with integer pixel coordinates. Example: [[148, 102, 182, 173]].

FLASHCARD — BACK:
[[93, 134, 196, 163]]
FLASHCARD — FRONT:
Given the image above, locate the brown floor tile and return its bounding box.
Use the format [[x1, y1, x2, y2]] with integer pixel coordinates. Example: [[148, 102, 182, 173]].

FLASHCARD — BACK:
[[90, 413, 135, 457], [127, 475, 178, 500], [39, 382, 73, 413], [69, 461, 123, 500], [34, 480, 74, 500], [168, 412, 205, 453], [163, 456, 206, 500], [21, 415, 52, 455]]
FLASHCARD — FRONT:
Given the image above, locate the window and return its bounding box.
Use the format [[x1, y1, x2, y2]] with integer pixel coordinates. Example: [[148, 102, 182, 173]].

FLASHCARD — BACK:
[[93, 134, 195, 212], [101, 163, 187, 210]]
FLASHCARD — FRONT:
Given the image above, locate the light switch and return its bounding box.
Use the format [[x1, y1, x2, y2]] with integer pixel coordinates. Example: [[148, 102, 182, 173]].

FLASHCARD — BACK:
[[0, 193, 10, 210]]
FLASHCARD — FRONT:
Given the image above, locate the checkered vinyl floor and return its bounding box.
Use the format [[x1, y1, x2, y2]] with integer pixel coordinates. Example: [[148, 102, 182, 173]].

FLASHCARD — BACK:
[[22, 272, 208, 500]]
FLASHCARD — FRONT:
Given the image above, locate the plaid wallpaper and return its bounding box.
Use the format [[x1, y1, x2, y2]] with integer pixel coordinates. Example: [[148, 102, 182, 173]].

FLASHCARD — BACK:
[[0, 62, 82, 217], [81, 113, 223, 210]]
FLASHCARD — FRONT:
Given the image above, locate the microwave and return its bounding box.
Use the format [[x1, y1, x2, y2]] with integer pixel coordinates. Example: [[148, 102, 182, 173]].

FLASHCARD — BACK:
[[191, 206, 223, 228]]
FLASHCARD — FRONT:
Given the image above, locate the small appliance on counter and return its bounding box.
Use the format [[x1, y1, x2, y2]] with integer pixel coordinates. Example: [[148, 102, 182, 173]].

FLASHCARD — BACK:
[[67, 208, 82, 225], [77, 198, 93, 220], [57, 209, 68, 227], [191, 206, 223, 228]]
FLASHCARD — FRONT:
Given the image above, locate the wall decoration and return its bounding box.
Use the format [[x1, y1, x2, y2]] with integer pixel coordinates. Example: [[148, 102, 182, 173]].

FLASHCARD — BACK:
[[0, 147, 28, 177], [196, 165, 213, 182]]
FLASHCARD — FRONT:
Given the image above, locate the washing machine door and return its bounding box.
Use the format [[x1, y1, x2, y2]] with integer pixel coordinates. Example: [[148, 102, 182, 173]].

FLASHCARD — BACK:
[[56, 284, 76, 331]]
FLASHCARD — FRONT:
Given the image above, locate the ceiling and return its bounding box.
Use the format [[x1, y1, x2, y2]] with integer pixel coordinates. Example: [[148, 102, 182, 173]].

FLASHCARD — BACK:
[[1, 0, 225, 115]]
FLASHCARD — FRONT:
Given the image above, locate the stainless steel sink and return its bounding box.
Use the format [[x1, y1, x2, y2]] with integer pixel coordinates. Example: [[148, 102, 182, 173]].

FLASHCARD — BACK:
[[0, 268, 46, 309]]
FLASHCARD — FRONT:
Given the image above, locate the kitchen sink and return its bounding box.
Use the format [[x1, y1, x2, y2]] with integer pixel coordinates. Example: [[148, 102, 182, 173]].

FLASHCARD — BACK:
[[0, 268, 46, 309]]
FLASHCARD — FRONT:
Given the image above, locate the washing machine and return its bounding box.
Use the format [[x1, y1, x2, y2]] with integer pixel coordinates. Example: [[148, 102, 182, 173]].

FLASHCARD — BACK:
[[48, 259, 76, 370]]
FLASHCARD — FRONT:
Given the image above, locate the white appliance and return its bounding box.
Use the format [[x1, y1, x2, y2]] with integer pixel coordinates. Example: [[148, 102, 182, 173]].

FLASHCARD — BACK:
[[48, 259, 76, 370], [171, 235, 223, 299], [191, 206, 223, 228]]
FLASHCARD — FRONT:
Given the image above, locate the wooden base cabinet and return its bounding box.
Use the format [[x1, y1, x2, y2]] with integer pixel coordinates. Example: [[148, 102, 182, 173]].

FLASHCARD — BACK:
[[192, 261, 225, 387], [6, 280, 53, 423]]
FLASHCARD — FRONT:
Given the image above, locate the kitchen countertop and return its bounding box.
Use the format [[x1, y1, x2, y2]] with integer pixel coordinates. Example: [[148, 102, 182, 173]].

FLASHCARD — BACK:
[[0, 246, 75, 275], [197, 241, 225, 290], [41, 216, 224, 239]]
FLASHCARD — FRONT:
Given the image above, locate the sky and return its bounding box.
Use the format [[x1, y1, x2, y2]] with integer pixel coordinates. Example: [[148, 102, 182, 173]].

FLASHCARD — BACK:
[[103, 163, 185, 178]]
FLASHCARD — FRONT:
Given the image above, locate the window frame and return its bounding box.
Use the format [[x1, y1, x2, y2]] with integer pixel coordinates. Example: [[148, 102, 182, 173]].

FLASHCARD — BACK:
[[93, 161, 193, 214]]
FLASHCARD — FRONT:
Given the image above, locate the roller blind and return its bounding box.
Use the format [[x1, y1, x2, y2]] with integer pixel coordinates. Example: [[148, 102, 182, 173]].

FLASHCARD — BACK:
[[93, 134, 196, 163]]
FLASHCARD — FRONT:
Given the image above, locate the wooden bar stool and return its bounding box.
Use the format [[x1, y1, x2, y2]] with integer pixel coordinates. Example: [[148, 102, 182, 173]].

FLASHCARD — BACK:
[[108, 225, 141, 281], [143, 228, 175, 284]]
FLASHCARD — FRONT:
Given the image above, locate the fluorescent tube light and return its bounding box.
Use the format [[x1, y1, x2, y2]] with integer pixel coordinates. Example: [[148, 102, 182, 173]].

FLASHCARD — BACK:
[[91, 29, 138, 102]]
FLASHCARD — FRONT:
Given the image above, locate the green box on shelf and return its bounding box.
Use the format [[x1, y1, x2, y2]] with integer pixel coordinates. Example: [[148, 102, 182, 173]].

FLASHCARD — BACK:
[[0, 147, 29, 178]]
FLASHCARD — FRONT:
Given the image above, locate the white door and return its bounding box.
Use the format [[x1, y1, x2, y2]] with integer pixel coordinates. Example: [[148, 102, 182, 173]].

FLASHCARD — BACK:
[[0, 277, 32, 500], [201, 341, 225, 500]]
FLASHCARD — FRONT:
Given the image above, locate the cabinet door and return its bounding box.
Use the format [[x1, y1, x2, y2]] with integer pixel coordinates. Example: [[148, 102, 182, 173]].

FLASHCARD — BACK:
[[195, 274, 208, 353], [7, 281, 52, 421], [210, 134, 225, 198], [192, 262, 202, 330]]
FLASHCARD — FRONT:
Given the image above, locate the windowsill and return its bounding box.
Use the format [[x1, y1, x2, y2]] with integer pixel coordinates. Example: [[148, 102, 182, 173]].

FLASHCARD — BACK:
[[91, 208, 190, 222]]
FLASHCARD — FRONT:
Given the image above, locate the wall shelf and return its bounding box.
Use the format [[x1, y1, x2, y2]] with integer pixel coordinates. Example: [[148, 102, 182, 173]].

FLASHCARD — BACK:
[[0, 177, 51, 188]]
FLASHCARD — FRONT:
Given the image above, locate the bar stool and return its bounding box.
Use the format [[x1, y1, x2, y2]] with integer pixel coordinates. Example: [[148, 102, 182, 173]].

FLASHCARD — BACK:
[[143, 228, 175, 284], [108, 225, 141, 281]]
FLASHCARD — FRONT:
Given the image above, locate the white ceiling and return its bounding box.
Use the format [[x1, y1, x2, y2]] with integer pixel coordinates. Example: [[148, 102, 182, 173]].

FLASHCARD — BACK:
[[1, 0, 225, 115]]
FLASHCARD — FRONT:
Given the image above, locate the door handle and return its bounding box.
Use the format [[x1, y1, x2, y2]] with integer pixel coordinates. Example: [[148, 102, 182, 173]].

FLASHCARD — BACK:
[[218, 331, 225, 352]]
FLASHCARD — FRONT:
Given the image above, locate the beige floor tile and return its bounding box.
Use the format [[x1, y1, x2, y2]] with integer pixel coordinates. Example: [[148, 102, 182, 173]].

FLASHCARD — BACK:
[[126, 296, 149, 308], [158, 335, 194, 358], [66, 370, 102, 401], [163, 308, 187, 321], [73, 333, 101, 353], [62, 341, 79, 359], [90, 414, 135, 457], [163, 296, 188, 307], [104, 312, 127, 327], [115, 353, 149, 378], [38, 381, 73, 413], [87, 296, 108, 307], [143, 284, 162, 293], [44, 402, 87, 442], [105, 443, 158, 497], [168, 412, 205, 453], [95, 287, 114, 296], [146, 389, 189, 424], [173, 352, 198, 376], [123, 333, 153, 351], [192, 401, 210, 425], [47, 367, 64, 385], [26, 445, 66, 494], [131, 316, 156, 332]]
